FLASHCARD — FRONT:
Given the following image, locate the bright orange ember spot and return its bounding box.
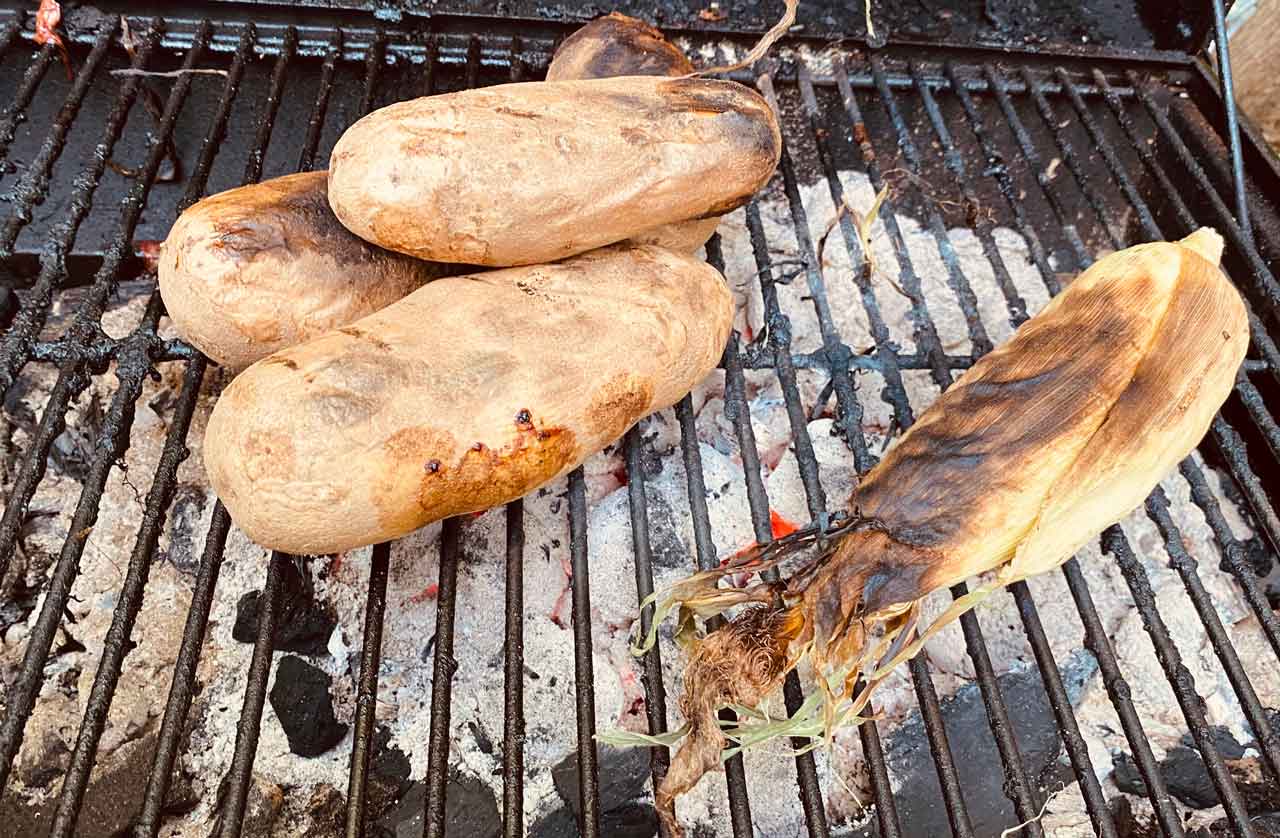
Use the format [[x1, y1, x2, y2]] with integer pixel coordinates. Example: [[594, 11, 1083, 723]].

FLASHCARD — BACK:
[[769, 509, 799, 539]]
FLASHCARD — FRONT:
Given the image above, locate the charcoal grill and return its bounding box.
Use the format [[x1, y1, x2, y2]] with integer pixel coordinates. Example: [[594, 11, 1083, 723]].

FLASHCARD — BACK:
[[1, 1, 1280, 836]]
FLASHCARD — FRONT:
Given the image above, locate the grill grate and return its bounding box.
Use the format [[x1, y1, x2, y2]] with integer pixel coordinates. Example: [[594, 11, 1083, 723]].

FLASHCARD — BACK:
[[1, 5, 1279, 838]]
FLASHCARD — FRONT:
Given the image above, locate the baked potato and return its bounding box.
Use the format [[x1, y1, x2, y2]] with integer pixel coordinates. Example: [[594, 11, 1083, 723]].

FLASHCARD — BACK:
[[157, 171, 456, 371], [203, 243, 734, 554], [327, 75, 780, 266]]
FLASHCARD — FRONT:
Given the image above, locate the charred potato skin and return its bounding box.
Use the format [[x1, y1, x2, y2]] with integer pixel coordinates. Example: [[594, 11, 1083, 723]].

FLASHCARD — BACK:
[[158, 171, 452, 370], [203, 243, 734, 554], [547, 13, 722, 253], [546, 12, 694, 81], [326, 76, 781, 266]]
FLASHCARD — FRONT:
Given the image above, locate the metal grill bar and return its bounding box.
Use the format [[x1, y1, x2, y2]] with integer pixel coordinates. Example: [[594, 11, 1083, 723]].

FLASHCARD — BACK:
[[345, 543, 391, 838], [1012, 582, 1120, 837], [501, 41, 527, 838], [1104, 530, 1258, 838], [217, 551, 287, 838], [135, 502, 234, 838], [908, 655, 977, 837], [0, 18, 116, 251], [910, 64, 1030, 325], [339, 29, 393, 838], [0, 41, 56, 162], [740, 201, 832, 837], [704, 330, 765, 835], [566, 467, 602, 838], [1061, 557, 1187, 837], [502, 499, 526, 838], [0, 20, 211, 791], [624, 425, 672, 801], [0, 19, 161, 399], [47, 353, 207, 837], [940, 62, 1058, 290], [796, 68, 912, 431], [1209, 0, 1253, 246], [132, 24, 258, 834], [956, 61, 1264, 837], [869, 56, 993, 356], [299, 30, 342, 173], [834, 65, 951, 389], [1026, 64, 1280, 788], [243, 26, 298, 185], [759, 73, 866, 476], [422, 516, 462, 838]]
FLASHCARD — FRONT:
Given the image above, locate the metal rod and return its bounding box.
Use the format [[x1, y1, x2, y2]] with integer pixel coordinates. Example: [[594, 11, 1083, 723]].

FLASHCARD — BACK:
[[134, 503, 233, 838], [46, 357, 207, 837], [423, 518, 462, 838], [869, 55, 993, 355], [1060, 559, 1185, 837], [0, 20, 165, 397], [909, 656, 976, 838], [0, 19, 117, 249], [1127, 71, 1280, 310], [0, 42, 57, 162], [951, 582, 1046, 837], [1009, 583, 1119, 838], [1210, 0, 1254, 247], [677, 313, 755, 834], [345, 543, 391, 838], [502, 500, 526, 838], [567, 468, 602, 838], [1103, 528, 1258, 838], [834, 63, 953, 388], [758, 73, 869, 467], [216, 552, 288, 838], [795, 65, 912, 432], [624, 426, 673, 817], [299, 29, 342, 172], [1145, 489, 1280, 786], [740, 206, 833, 837], [242, 26, 298, 185]]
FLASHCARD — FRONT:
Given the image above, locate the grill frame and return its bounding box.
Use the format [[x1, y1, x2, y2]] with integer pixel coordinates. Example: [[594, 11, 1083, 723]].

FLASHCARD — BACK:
[[0, 3, 1277, 838]]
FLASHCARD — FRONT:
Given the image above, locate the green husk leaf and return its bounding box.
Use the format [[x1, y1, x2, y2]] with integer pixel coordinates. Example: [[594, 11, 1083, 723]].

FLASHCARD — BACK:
[[595, 725, 691, 749]]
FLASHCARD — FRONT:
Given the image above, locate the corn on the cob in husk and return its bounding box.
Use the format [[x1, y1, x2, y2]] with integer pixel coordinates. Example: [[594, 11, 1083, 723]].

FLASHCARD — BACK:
[[641, 228, 1249, 836]]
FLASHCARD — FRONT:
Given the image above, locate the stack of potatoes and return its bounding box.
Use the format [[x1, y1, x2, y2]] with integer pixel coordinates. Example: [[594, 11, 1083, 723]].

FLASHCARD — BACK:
[[159, 14, 781, 555]]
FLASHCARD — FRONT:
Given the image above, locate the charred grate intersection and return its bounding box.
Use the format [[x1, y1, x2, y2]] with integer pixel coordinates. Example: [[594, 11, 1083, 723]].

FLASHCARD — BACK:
[[0, 5, 1279, 838]]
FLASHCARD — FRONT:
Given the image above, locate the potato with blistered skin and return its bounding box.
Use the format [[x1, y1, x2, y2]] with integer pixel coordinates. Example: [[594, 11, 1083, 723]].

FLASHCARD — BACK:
[[547, 12, 721, 253], [327, 75, 780, 266], [158, 171, 459, 371], [203, 243, 734, 554]]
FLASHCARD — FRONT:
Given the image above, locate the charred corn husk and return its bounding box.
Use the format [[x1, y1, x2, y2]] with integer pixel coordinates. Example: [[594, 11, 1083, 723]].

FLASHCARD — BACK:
[[647, 228, 1249, 836]]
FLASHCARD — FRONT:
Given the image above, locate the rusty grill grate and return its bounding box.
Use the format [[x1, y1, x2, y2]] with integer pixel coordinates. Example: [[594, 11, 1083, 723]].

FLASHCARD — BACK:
[[1, 3, 1279, 838]]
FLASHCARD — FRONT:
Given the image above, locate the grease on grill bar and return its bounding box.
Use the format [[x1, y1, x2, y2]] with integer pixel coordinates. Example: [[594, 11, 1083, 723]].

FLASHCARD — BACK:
[[0, 4, 1278, 838]]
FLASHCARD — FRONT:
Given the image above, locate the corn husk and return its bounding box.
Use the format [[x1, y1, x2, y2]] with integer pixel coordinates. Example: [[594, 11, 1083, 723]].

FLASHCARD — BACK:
[[646, 228, 1249, 836]]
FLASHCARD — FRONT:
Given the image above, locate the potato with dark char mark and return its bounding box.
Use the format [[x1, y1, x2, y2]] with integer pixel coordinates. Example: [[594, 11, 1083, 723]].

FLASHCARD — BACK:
[[158, 171, 460, 370], [547, 12, 693, 81], [327, 75, 781, 266], [203, 243, 734, 555], [547, 12, 721, 253], [649, 229, 1250, 837], [157, 31, 708, 370]]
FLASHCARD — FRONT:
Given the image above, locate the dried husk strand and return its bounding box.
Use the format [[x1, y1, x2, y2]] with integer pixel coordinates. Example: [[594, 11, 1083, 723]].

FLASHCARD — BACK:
[[634, 228, 1247, 837], [689, 0, 798, 76]]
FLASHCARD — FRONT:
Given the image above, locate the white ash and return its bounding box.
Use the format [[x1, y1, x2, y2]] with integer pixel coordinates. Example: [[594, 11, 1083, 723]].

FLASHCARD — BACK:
[[2, 172, 1275, 838]]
